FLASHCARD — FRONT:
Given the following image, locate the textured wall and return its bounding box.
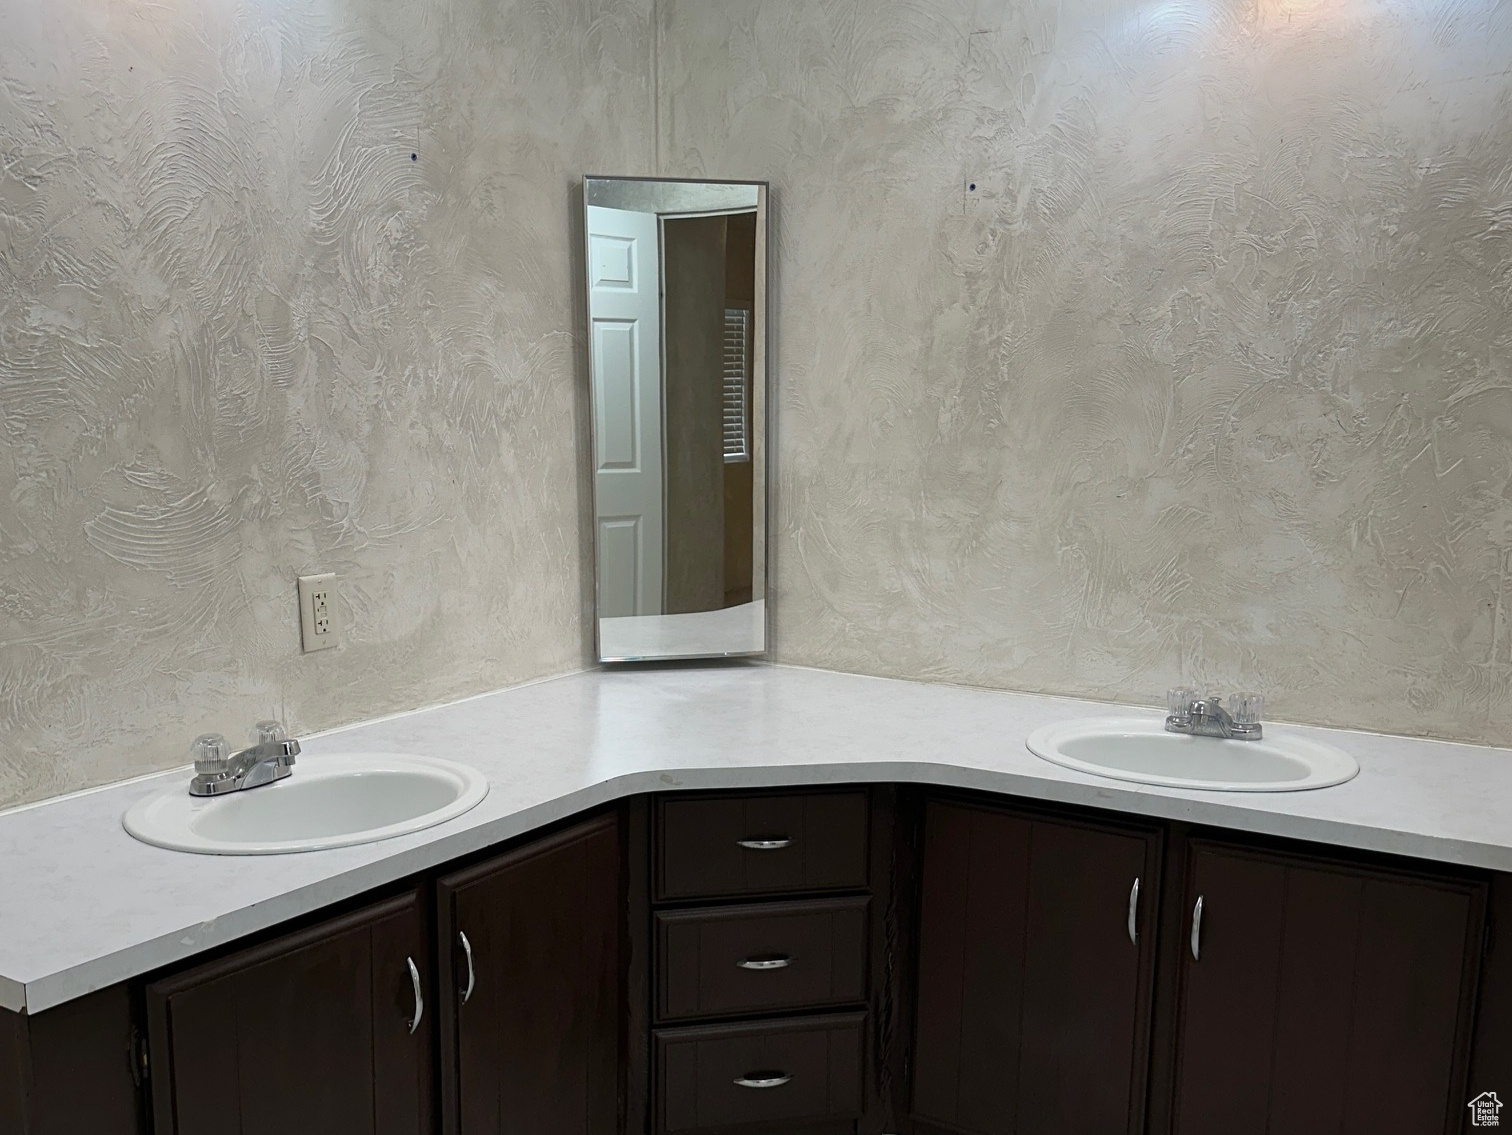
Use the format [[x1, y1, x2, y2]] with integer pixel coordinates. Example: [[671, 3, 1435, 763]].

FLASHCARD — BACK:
[[7, 0, 1512, 812], [0, 0, 653, 807], [660, 0, 1512, 743]]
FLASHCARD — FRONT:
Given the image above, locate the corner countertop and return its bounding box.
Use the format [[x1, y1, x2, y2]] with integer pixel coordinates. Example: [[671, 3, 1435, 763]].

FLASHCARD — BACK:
[[3, 664, 1510, 1014]]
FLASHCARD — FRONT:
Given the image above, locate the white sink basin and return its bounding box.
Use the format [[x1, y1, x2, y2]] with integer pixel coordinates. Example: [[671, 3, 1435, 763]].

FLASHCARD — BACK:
[[123, 753, 489, 854], [1027, 717, 1359, 792]]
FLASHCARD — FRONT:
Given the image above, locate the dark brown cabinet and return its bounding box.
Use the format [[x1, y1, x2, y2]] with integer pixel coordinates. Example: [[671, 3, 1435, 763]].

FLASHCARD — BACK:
[[1168, 839, 1486, 1135], [144, 888, 434, 1135], [909, 798, 1162, 1135], [1467, 874, 1512, 1132], [11, 785, 1511, 1135], [436, 812, 624, 1135], [649, 788, 883, 1135], [0, 984, 143, 1135], [130, 809, 626, 1135]]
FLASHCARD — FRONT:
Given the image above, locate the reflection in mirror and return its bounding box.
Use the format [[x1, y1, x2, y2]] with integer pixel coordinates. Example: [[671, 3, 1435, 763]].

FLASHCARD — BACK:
[[584, 178, 767, 662]]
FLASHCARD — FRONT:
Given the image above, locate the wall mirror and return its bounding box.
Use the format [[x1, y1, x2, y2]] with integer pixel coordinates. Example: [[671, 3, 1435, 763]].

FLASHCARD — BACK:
[[583, 177, 769, 662]]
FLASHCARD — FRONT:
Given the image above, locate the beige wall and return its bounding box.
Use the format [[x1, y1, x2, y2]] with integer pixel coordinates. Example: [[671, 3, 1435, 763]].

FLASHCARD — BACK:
[[0, 0, 653, 807], [659, 0, 1512, 743], [7, 0, 1512, 812]]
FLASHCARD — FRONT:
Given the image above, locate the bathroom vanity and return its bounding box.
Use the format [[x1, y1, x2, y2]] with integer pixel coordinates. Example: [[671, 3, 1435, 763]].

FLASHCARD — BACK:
[[2, 665, 1510, 1135]]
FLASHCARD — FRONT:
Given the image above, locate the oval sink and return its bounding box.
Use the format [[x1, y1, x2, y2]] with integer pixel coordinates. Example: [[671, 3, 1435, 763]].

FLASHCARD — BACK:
[[123, 753, 489, 854], [1026, 717, 1359, 792]]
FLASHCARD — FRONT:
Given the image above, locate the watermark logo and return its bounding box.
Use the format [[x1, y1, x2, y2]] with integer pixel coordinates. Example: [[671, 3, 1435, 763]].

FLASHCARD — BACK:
[[1471, 1092, 1503, 1127]]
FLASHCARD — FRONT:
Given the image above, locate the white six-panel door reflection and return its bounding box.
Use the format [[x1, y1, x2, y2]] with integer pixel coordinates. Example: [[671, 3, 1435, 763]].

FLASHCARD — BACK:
[[587, 205, 663, 617]]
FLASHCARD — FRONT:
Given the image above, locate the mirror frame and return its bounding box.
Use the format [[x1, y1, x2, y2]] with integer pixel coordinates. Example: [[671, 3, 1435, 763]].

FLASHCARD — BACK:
[[581, 176, 772, 664]]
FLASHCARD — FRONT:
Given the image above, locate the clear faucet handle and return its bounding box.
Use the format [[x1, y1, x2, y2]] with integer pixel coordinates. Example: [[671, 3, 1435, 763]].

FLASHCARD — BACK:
[[191, 733, 231, 775], [1167, 687, 1199, 721], [253, 720, 288, 745], [1231, 692, 1264, 726]]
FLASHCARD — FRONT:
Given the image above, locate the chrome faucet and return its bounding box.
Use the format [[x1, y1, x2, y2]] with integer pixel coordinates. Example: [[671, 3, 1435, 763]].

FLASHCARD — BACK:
[[189, 720, 300, 797], [1165, 688, 1263, 741]]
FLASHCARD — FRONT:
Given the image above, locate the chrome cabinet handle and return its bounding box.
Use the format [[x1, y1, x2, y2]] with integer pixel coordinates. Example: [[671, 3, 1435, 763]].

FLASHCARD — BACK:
[[459, 931, 476, 1004], [736, 838, 791, 850], [1190, 895, 1204, 962], [406, 957, 424, 1035], [734, 1073, 792, 1089], [1128, 878, 1140, 945], [737, 954, 792, 970]]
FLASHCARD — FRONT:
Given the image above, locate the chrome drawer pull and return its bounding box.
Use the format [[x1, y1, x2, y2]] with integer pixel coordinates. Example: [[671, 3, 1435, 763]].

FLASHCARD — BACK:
[[1191, 895, 1204, 962], [406, 957, 424, 1035], [737, 954, 792, 971], [736, 838, 791, 850], [459, 931, 476, 1004], [1128, 877, 1140, 945], [734, 1072, 792, 1089]]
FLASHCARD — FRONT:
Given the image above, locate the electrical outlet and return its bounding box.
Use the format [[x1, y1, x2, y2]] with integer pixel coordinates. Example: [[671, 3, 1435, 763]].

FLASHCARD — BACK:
[[297, 573, 340, 653]]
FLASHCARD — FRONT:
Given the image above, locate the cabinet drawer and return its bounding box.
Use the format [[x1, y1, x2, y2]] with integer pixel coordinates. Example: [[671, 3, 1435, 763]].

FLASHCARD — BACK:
[[655, 1012, 866, 1134], [655, 790, 870, 901], [657, 897, 870, 1021]]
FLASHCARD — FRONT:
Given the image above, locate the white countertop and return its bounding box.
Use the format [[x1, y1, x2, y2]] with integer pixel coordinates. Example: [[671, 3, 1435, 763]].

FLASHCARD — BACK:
[[3, 664, 1510, 1014]]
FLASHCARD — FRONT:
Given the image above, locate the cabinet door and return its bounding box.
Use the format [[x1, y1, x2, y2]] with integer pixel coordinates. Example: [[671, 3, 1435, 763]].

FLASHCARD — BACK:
[[1, 985, 145, 1135], [1171, 839, 1485, 1135], [145, 889, 433, 1135], [910, 799, 1162, 1135], [437, 812, 623, 1135], [1467, 874, 1512, 1133]]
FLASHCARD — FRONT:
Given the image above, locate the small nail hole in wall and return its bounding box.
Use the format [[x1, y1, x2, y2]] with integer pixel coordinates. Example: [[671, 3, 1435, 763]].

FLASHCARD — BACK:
[[411, 153, 418, 161], [969, 182, 977, 191]]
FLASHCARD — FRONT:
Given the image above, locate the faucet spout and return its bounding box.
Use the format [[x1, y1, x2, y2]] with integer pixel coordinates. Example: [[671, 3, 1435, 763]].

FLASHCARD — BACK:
[[189, 721, 300, 797], [1165, 692, 1263, 741]]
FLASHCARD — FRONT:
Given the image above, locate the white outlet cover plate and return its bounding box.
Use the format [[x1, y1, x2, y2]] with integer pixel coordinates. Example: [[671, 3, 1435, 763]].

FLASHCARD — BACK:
[[298, 572, 339, 652]]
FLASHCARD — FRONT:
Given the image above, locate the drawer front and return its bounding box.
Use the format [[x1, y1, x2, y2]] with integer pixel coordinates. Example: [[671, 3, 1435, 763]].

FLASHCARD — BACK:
[[657, 897, 870, 1021], [655, 1012, 866, 1134], [656, 791, 870, 901]]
